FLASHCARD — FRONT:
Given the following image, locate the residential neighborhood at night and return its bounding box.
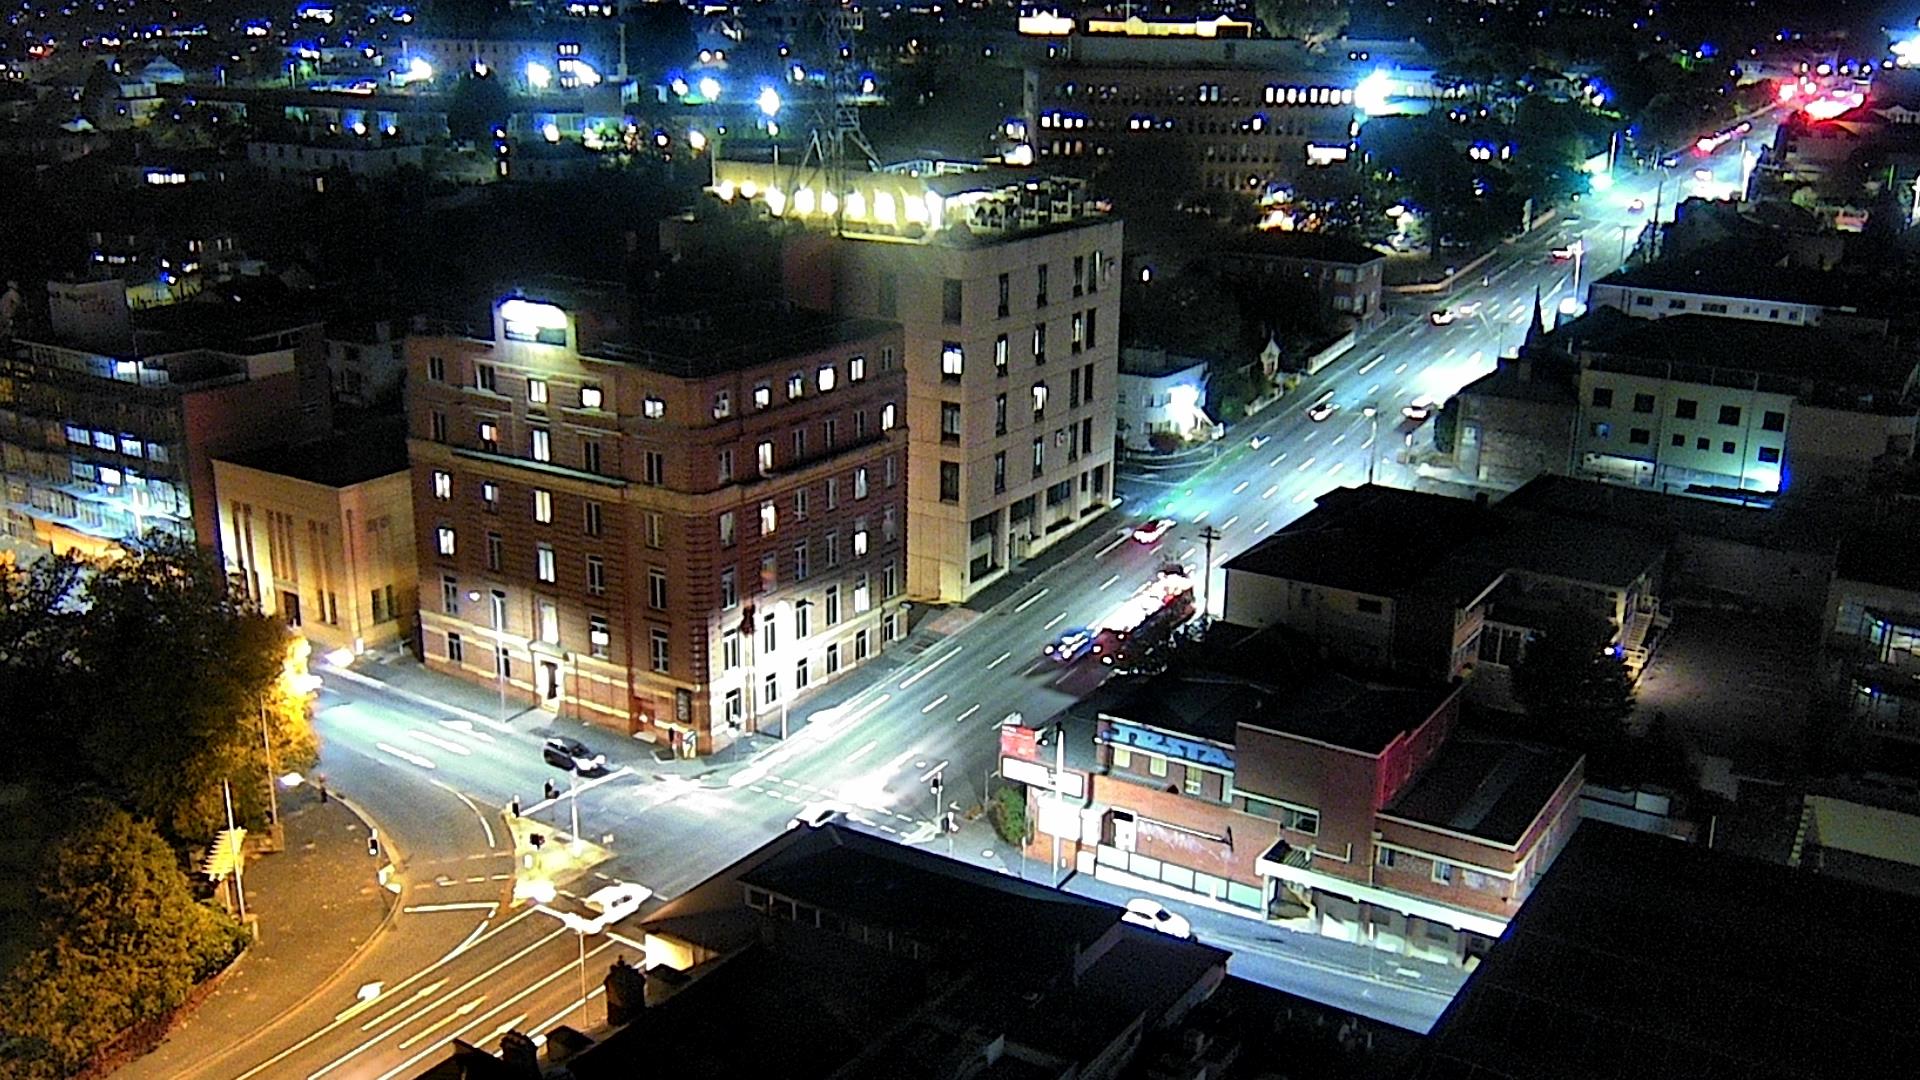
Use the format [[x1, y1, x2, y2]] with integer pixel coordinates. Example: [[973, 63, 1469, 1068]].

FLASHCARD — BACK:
[[2, 2, 1918, 1078]]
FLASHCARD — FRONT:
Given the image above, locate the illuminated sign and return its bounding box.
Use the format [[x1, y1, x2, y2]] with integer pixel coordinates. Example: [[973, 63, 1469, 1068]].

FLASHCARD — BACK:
[[1100, 720, 1235, 770], [499, 298, 568, 345]]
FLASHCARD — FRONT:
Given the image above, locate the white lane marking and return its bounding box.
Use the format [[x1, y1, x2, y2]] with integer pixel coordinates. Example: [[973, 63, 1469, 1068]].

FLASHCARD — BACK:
[[917, 760, 949, 783], [1232, 481, 1249, 494], [1013, 588, 1050, 613], [1357, 353, 1384, 375], [986, 651, 1012, 669], [427, 779, 496, 849], [1444, 347, 1457, 358], [1303, 430, 1318, 443], [956, 704, 981, 724], [848, 694, 891, 723], [1395, 362, 1409, 374], [1270, 453, 1287, 466], [1261, 485, 1278, 499], [405, 730, 472, 756], [1328, 461, 1346, 476], [883, 748, 917, 772], [1295, 457, 1316, 472], [1222, 515, 1240, 530], [338, 979, 444, 1026], [899, 647, 962, 689], [1043, 611, 1068, 630], [375, 742, 436, 770], [402, 902, 499, 914], [844, 739, 879, 765], [1367, 382, 1381, 395], [1094, 532, 1129, 558], [1405, 325, 1420, 337], [920, 694, 949, 715], [1362, 436, 1376, 449], [437, 719, 496, 744], [1099, 573, 1120, 590], [1191, 509, 1209, 523], [1179, 547, 1197, 562], [395, 996, 486, 1051], [1255, 519, 1271, 533], [1293, 489, 1313, 504], [1332, 432, 1346, 446]]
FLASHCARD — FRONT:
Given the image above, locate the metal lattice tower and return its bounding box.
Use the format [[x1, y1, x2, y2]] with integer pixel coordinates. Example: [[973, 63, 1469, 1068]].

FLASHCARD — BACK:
[[796, 0, 880, 233]]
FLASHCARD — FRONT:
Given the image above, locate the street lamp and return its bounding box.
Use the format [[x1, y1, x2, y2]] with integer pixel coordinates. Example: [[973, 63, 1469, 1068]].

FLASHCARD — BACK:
[[469, 589, 508, 722], [1362, 405, 1381, 485], [698, 75, 721, 102], [756, 85, 781, 118]]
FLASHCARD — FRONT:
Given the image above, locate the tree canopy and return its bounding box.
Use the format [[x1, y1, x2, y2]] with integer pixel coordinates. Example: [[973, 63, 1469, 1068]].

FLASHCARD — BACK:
[[0, 807, 246, 1080], [1512, 605, 1636, 749], [1254, 0, 1349, 47], [446, 71, 513, 144], [0, 536, 318, 841]]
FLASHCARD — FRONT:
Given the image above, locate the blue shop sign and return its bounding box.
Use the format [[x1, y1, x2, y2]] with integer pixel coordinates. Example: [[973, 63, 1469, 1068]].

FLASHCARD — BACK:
[[1103, 721, 1235, 771]]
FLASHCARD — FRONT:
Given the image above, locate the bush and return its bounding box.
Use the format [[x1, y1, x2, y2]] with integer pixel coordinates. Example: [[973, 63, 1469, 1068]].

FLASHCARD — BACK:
[[1147, 431, 1181, 454], [988, 786, 1029, 846]]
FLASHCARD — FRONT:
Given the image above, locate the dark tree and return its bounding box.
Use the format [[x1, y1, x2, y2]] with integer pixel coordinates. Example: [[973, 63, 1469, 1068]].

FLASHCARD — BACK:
[[446, 71, 513, 144], [1512, 606, 1636, 749], [1254, 0, 1350, 47]]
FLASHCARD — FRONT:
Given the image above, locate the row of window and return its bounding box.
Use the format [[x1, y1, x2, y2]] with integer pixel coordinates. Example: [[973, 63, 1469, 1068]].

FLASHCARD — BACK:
[[1590, 388, 1786, 431], [1043, 83, 1354, 108], [1376, 846, 1497, 891], [1588, 423, 1783, 462], [62, 425, 172, 463], [942, 311, 1099, 384], [716, 457, 897, 548], [716, 408, 896, 485], [947, 255, 1104, 325], [1627, 294, 1805, 321], [720, 618, 897, 725]]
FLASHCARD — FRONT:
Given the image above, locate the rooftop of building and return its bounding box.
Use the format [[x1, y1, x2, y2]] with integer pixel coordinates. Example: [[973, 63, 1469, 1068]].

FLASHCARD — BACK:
[[1086, 625, 1461, 756], [564, 824, 1229, 1080], [1590, 239, 1879, 311], [1833, 503, 1920, 593], [1382, 734, 1582, 847], [218, 417, 408, 488], [1217, 230, 1387, 266], [1498, 473, 1837, 554], [1119, 345, 1210, 379], [591, 303, 901, 378], [1455, 352, 1579, 407], [1222, 484, 1490, 598], [1408, 820, 1920, 1080]]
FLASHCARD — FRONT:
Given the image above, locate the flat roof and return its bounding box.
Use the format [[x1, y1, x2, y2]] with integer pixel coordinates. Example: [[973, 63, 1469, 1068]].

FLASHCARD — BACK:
[[1456, 356, 1579, 407], [218, 417, 408, 488], [1497, 474, 1836, 554], [1580, 313, 1909, 395], [1383, 735, 1581, 847], [1410, 821, 1920, 1079], [591, 306, 899, 378], [1219, 230, 1386, 266], [1591, 240, 1867, 309], [1833, 506, 1920, 592], [1223, 484, 1490, 598], [1095, 664, 1459, 757]]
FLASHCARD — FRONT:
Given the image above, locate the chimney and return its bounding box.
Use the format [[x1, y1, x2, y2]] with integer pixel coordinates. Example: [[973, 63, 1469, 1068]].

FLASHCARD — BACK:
[[499, 1031, 540, 1077], [605, 957, 648, 1025]]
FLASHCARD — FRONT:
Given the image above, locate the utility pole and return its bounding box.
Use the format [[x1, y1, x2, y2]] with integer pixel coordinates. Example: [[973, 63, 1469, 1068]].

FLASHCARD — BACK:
[[1362, 405, 1381, 485], [1196, 525, 1223, 621], [1049, 721, 1066, 887]]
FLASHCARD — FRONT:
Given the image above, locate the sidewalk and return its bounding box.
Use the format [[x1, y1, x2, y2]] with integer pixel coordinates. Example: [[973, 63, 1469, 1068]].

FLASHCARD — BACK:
[[114, 785, 393, 1080]]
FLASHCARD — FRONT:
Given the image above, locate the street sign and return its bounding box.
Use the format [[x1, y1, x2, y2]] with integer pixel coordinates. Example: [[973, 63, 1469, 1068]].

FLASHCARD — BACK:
[[201, 827, 246, 881], [1001, 755, 1085, 798]]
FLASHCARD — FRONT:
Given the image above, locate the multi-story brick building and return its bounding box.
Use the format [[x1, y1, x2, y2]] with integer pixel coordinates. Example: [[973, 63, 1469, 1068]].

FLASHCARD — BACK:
[[710, 162, 1123, 602], [407, 293, 908, 756], [1021, 28, 1359, 195], [1007, 634, 1584, 968]]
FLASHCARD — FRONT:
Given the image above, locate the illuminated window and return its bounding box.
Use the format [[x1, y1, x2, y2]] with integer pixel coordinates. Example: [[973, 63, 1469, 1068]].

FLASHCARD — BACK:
[[853, 527, 869, 556], [537, 598, 559, 644], [432, 470, 452, 499], [589, 615, 610, 659], [530, 428, 551, 462], [651, 628, 670, 673], [995, 334, 1008, 376], [581, 384, 604, 409], [587, 555, 605, 595], [527, 378, 549, 404], [533, 489, 552, 523], [787, 373, 804, 399], [719, 511, 736, 547], [537, 544, 556, 583], [817, 364, 837, 392], [643, 395, 663, 418], [855, 468, 869, 500], [479, 421, 499, 451], [849, 354, 867, 381], [757, 440, 774, 474], [881, 403, 896, 430], [754, 383, 772, 409], [482, 481, 499, 510], [713, 390, 731, 418], [760, 501, 778, 535], [941, 342, 963, 379], [1033, 322, 1047, 363], [436, 527, 455, 555], [854, 573, 872, 613], [1032, 382, 1048, 416]]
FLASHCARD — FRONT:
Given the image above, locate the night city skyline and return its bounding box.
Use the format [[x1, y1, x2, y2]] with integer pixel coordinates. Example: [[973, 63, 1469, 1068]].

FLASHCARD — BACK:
[[2, 2, 1918, 1078]]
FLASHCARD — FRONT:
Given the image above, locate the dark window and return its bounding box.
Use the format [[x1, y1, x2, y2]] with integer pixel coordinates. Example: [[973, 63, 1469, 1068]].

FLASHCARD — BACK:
[[1758, 445, 1781, 463], [1696, 437, 1710, 450], [1718, 404, 1742, 426], [939, 461, 960, 503], [1762, 410, 1786, 432], [942, 278, 963, 324], [1722, 441, 1737, 454], [1675, 398, 1698, 419], [1629, 428, 1651, 445], [1633, 393, 1655, 414], [940, 402, 961, 444], [1671, 433, 1685, 447], [997, 273, 1010, 318], [1590, 387, 1613, 408], [1357, 597, 1384, 614]]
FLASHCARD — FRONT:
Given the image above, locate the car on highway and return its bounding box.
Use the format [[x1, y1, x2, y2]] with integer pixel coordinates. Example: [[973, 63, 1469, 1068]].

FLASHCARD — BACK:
[[1693, 167, 1713, 182], [542, 736, 608, 775], [1131, 517, 1177, 544], [1430, 307, 1458, 326], [1628, 198, 1646, 213], [1044, 626, 1098, 662], [582, 882, 653, 921], [1307, 399, 1338, 422], [1248, 434, 1270, 450], [1550, 245, 1579, 261], [1121, 898, 1193, 939], [1660, 153, 1681, 168], [1402, 397, 1436, 422], [788, 802, 844, 829]]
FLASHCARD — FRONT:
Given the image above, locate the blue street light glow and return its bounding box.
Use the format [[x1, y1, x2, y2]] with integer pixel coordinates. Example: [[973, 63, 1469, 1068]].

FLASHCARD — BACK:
[[757, 85, 782, 118]]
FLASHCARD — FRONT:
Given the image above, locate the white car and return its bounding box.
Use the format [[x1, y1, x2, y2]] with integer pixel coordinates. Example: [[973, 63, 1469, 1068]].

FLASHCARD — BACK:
[[1307, 399, 1338, 422], [1550, 245, 1578, 261], [1403, 397, 1436, 422], [789, 802, 844, 829], [1132, 517, 1177, 544], [1628, 198, 1646, 214], [582, 882, 653, 921], [1121, 898, 1193, 939], [1429, 308, 1458, 326], [1248, 434, 1270, 450]]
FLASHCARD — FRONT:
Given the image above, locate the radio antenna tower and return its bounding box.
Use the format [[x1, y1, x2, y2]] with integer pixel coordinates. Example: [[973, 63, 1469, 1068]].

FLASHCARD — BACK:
[[797, 0, 880, 234]]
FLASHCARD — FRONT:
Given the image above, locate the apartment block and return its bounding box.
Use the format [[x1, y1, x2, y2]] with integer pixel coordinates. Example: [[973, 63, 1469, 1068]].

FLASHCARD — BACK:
[[1022, 30, 1359, 193], [0, 281, 332, 557], [407, 294, 907, 756], [215, 418, 417, 655], [712, 162, 1121, 603]]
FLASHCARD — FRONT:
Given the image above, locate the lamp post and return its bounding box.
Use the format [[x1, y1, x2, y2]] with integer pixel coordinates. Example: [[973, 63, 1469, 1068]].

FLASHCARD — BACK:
[[470, 589, 508, 722], [1362, 405, 1381, 485], [757, 85, 781, 170]]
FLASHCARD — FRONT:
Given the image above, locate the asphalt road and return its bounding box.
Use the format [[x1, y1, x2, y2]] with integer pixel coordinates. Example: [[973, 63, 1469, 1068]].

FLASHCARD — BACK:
[[192, 134, 1779, 1075]]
